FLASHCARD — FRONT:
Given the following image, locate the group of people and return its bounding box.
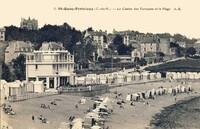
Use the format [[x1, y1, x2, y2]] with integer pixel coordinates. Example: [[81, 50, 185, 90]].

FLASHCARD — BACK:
[[32, 115, 48, 123], [40, 100, 58, 109], [2, 104, 15, 115], [40, 103, 51, 109]]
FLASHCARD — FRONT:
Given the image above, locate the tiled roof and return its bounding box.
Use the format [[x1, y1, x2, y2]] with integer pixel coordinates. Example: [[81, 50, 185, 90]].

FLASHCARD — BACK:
[[40, 42, 64, 50]]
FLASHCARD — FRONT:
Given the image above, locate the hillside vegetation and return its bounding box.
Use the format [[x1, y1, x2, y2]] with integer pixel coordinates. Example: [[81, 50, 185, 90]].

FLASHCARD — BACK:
[[145, 58, 200, 72]]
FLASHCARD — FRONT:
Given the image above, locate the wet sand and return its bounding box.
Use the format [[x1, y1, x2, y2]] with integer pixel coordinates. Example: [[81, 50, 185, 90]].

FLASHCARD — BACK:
[[1, 81, 200, 129], [150, 96, 200, 129]]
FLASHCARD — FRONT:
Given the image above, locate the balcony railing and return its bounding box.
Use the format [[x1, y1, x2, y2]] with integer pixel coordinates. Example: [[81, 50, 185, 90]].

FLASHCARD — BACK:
[[26, 59, 74, 63]]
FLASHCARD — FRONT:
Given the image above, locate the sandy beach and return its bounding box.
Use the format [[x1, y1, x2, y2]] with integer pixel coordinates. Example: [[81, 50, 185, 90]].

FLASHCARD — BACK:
[[1, 81, 200, 129]]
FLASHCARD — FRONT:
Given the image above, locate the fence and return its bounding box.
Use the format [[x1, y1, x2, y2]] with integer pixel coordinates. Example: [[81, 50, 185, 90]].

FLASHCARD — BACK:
[[8, 92, 58, 102], [59, 84, 109, 96]]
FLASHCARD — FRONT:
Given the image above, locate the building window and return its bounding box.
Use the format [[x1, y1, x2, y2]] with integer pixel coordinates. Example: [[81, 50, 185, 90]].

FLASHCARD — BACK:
[[35, 65, 38, 70]]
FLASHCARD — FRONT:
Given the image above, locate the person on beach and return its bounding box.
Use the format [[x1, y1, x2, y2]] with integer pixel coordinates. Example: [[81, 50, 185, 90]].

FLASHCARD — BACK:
[[131, 102, 134, 106], [120, 105, 124, 109], [32, 115, 34, 121], [75, 103, 78, 109], [69, 116, 72, 121], [118, 93, 123, 97]]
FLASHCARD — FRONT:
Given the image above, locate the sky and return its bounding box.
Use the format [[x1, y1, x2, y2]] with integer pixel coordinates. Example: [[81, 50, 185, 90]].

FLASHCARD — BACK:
[[0, 0, 200, 38]]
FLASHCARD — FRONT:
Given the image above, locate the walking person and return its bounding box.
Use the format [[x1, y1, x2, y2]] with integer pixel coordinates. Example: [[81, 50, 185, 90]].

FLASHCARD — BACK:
[[75, 103, 78, 109], [32, 115, 35, 121]]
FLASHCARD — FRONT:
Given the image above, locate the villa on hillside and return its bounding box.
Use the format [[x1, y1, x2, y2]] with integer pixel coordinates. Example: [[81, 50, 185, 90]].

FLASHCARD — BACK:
[[25, 42, 75, 90], [20, 17, 38, 30], [5, 41, 34, 64]]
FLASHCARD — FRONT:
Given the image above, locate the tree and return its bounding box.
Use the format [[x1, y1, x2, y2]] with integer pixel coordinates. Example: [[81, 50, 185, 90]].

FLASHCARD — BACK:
[[186, 47, 196, 55], [113, 35, 123, 46], [85, 42, 96, 61], [1, 61, 12, 82], [12, 54, 26, 81], [157, 52, 165, 57]]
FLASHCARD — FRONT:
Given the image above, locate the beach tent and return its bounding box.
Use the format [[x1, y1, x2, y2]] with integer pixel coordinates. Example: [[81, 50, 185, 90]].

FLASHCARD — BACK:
[[126, 94, 132, 101], [172, 72, 178, 80], [185, 72, 190, 79], [133, 72, 140, 82], [34, 81, 44, 93], [159, 88, 163, 95], [76, 76, 86, 85], [193, 72, 198, 79], [187, 85, 192, 92], [132, 93, 140, 101], [138, 92, 145, 100], [97, 74, 107, 84], [85, 78, 94, 85], [25, 81, 34, 92], [181, 86, 186, 93], [196, 72, 200, 79], [187, 72, 195, 79], [155, 89, 161, 95], [107, 74, 114, 84], [141, 72, 149, 81], [162, 88, 167, 94], [115, 74, 124, 84], [6, 81, 25, 96], [166, 72, 172, 79], [168, 88, 173, 95], [156, 72, 162, 79], [150, 73, 156, 80], [125, 73, 133, 83], [151, 89, 156, 96], [181, 72, 186, 79], [174, 86, 179, 93], [101, 97, 114, 112], [177, 72, 181, 79], [145, 90, 151, 99], [86, 74, 97, 83], [178, 86, 182, 93]]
